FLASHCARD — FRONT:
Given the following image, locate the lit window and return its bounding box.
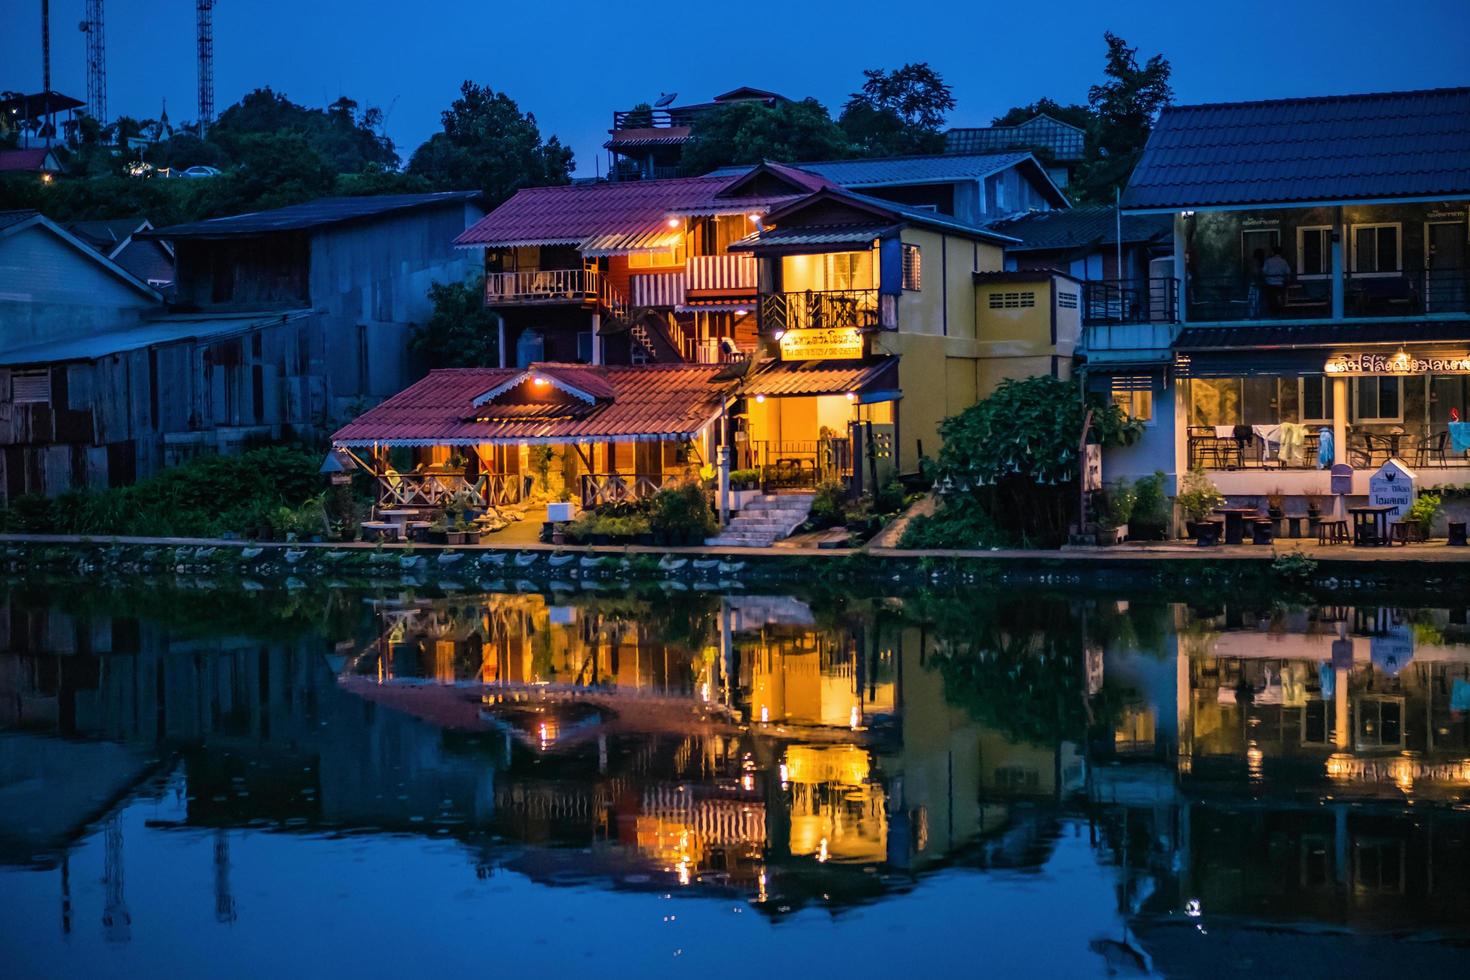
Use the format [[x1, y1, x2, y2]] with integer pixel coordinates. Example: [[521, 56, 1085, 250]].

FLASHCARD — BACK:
[[901, 243, 921, 291], [1111, 378, 1152, 421]]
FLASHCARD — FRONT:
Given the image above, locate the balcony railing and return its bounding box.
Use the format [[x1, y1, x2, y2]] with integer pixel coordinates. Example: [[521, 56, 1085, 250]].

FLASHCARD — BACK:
[[484, 268, 598, 306], [759, 289, 890, 333], [687, 254, 757, 294], [1184, 268, 1470, 322], [1082, 277, 1178, 325], [579, 473, 678, 509]]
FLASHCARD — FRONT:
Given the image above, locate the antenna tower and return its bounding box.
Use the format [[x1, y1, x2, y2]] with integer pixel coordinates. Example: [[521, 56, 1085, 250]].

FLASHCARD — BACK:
[[80, 1, 107, 124], [196, 1, 216, 136]]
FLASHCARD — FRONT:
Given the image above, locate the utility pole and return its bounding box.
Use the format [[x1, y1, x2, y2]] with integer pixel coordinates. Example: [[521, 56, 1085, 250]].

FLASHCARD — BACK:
[[196, 1, 216, 137], [80, 1, 106, 125]]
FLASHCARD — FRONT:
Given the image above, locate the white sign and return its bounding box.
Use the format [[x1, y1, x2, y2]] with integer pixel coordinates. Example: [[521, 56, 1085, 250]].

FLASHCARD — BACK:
[[1368, 458, 1417, 523]]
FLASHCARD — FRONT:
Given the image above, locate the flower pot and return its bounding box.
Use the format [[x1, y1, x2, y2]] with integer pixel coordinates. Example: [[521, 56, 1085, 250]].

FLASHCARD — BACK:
[[463, 531, 481, 545], [429, 530, 449, 545], [551, 531, 566, 545], [1096, 526, 1123, 546], [445, 531, 466, 545], [1187, 520, 1222, 545]]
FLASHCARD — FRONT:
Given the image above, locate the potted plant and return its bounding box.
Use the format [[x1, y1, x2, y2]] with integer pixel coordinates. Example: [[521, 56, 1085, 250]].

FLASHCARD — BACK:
[[1305, 491, 1325, 522], [1266, 488, 1285, 519], [1097, 481, 1136, 546], [1127, 472, 1170, 541], [1408, 492, 1443, 541], [1177, 468, 1225, 542]]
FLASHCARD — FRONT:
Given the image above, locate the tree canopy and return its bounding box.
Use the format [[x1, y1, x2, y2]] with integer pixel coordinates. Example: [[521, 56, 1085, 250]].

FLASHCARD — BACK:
[[408, 82, 574, 207], [840, 63, 955, 156], [411, 276, 502, 368], [680, 98, 853, 173], [990, 33, 1173, 203]]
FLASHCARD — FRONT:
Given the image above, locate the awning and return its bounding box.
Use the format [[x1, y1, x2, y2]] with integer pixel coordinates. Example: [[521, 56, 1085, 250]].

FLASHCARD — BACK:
[[579, 227, 683, 257], [728, 223, 895, 254], [743, 358, 900, 402], [1174, 322, 1470, 378]]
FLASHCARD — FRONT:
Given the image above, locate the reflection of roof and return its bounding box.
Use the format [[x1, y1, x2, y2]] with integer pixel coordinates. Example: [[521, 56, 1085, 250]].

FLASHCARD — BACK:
[[332, 363, 732, 446], [144, 191, 483, 239], [945, 114, 1087, 160], [744, 359, 899, 398], [0, 311, 311, 366], [1123, 87, 1470, 210], [987, 205, 1172, 252]]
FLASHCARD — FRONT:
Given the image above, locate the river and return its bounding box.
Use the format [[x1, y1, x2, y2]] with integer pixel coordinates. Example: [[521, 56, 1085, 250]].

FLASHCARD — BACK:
[[1, 580, 1467, 977]]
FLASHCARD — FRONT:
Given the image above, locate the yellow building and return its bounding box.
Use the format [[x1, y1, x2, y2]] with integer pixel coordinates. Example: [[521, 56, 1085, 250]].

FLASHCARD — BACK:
[[733, 187, 1080, 476]]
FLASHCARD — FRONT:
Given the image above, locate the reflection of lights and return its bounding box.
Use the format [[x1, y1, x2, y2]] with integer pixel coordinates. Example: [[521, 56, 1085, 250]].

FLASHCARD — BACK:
[[817, 838, 829, 863], [1390, 753, 1415, 794], [849, 705, 860, 730], [1325, 753, 1356, 781], [757, 870, 768, 903], [1246, 743, 1263, 780], [741, 774, 755, 792], [1185, 898, 1202, 918], [700, 682, 710, 702], [778, 762, 788, 789], [538, 720, 558, 749], [760, 705, 769, 723]]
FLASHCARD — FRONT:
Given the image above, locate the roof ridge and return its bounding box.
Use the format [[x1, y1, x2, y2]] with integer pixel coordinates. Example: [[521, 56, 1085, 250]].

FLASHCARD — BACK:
[[1164, 86, 1470, 114]]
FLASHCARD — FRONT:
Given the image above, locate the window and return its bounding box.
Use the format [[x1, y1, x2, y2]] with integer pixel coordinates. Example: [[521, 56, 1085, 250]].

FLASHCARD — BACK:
[[1111, 377, 1153, 422], [11, 371, 50, 404], [987, 290, 1036, 309], [1354, 376, 1402, 422], [1356, 697, 1404, 749], [627, 243, 686, 269], [1297, 226, 1331, 277], [901, 243, 921, 290], [1241, 227, 1281, 265], [823, 251, 873, 291], [1299, 374, 1331, 423], [1057, 290, 1078, 309], [1351, 223, 1401, 275]]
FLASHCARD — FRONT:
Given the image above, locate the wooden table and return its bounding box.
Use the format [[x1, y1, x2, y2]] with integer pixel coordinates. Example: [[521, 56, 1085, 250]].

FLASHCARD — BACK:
[[1214, 507, 1259, 545], [1347, 504, 1396, 547]]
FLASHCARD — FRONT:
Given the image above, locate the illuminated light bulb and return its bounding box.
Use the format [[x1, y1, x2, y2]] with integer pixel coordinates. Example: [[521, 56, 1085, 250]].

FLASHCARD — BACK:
[[747, 213, 761, 222], [532, 376, 548, 387], [754, 394, 765, 404], [741, 774, 755, 792], [734, 308, 748, 316], [846, 392, 857, 402], [771, 329, 786, 341], [667, 217, 681, 229]]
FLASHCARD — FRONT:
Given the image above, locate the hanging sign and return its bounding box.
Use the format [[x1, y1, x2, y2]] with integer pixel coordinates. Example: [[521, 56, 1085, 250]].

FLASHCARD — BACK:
[[1324, 351, 1470, 376], [1368, 459, 1417, 522], [778, 327, 863, 361], [1083, 444, 1103, 492]]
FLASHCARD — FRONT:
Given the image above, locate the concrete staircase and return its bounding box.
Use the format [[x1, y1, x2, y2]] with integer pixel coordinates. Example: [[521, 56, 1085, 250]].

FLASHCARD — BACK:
[[705, 493, 815, 548]]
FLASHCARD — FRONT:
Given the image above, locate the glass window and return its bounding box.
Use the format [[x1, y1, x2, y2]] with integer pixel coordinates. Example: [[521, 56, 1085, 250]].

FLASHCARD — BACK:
[[1112, 388, 1153, 422], [1300, 374, 1331, 422], [1297, 226, 1331, 277], [1355, 376, 1402, 421], [1189, 378, 1242, 426], [1352, 225, 1401, 274], [901, 244, 921, 290]]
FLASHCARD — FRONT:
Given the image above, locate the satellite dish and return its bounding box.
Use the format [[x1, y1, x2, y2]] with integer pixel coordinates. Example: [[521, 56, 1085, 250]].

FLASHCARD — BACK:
[[653, 92, 677, 108]]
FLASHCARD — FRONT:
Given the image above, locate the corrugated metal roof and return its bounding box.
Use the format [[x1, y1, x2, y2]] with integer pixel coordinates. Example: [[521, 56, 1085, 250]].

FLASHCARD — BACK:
[[0, 210, 39, 232], [987, 206, 1172, 252], [792, 152, 1035, 187], [604, 126, 692, 149], [455, 169, 815, 249], [0, 311, 312, 366], [144, 191, 483, 239], [732, 186, 1019, 250], [1175, 321, 1470, 351], [728, 223, 893, 251], [1123, 87, 1470, 210], [945, 115, 1087, 160], [744, 358, 899, 397], [331, 363, 732, 446], [579, 227, 684, 256]]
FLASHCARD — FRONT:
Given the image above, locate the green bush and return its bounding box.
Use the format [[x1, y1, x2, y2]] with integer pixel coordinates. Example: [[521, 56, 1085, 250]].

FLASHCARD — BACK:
[[874, 479, 906, 515], [649, 484, 717, 541], [1128, 471, 1169, 538], [1409, 492, 1443, 534], [899, 505, 1000, 550], [807, 480, 849, 528], [730, 468, 762, 490], [0, 446, 327, 537]]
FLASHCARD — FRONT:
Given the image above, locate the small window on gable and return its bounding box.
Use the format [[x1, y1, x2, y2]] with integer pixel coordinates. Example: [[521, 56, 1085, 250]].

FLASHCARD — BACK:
[[11, 371, 51, 405], [901, 244, 921, 291]]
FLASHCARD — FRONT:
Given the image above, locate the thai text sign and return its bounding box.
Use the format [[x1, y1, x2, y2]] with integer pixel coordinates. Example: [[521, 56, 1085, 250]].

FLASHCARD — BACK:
[[1368, 459, 1416, 523], [779, 327, 863, 361], [1324, 352, 1470, 376]]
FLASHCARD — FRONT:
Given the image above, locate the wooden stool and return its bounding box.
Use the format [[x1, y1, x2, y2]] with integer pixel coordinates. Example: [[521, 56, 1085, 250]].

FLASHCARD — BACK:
[[1389, 521, 1422, 545], [1317, 519, 1348, 545], [1251, 519, 1274, 545]]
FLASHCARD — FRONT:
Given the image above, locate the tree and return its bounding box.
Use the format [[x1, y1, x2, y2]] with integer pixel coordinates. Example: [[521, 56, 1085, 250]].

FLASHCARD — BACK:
[[411, 276, 502, 368], [209, 87, 398, 172], [408, 83, 573, 206], [680, 98, 852, 174], [900, 376, 1140, 548], [840, 63, 955, 155]]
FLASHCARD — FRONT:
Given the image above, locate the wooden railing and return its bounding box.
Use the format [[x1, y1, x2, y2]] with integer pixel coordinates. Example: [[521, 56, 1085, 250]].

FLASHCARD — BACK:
[[376, 471, 524, 509], [746, 439, 852, 490], [484, 268, 598, 305], [579, 473, 677, 509], [687, 254, 757, 293], [759, 289, 888, 332]]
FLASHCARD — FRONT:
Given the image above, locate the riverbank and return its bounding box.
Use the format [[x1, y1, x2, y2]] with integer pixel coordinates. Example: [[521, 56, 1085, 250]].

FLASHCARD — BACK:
[[3, 532, 1469, 596]]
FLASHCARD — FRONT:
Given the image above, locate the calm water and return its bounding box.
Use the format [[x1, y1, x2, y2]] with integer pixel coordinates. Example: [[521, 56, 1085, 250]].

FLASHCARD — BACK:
[[2, 582, 1469, 978]]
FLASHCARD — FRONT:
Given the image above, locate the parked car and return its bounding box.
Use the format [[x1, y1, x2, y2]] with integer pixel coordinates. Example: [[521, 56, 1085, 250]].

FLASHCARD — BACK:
[[177, 165, 222, 179]]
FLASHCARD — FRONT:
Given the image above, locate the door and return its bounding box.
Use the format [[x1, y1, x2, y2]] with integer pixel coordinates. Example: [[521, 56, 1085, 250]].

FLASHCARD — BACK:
[[1426, 221, 1467, 312]]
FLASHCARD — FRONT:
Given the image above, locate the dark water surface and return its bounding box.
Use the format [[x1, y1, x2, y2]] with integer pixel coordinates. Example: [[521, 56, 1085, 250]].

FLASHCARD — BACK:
[[2, 582, 1469, 978]]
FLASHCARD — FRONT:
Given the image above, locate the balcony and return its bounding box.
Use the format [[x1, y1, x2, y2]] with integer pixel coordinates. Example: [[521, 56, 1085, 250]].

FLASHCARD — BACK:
[[759, 289, 892, 333], [1082, 278, 1178, 326], [1185, 268, 1470, 323], [484, 268, 598, 306]]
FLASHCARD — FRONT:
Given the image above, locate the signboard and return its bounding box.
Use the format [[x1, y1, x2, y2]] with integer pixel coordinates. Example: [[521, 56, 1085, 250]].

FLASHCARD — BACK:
[[1324, 351, 1470, 376], [1368, 459, 1417, 522], [1330, 463, 1353, 496], [778, 327, 863, 361], [1083, 444, 1102, 492]]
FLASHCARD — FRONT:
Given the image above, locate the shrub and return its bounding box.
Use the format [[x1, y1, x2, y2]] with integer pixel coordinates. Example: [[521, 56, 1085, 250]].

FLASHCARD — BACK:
[[874, 479, 906, 515], [729, 468, 762, 490], [807, 480, 848, 528], [1129, 471, 1169, 538], [649, 484, 717, 541], [1098, 481, 1135, 530], [1409, 492, 1443, 535], [1176, 468, 1225, 523]]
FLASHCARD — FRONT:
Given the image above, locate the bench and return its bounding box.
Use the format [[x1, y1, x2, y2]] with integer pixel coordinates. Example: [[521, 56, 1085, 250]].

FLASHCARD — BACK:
[[1317, 519, 1348, 545]]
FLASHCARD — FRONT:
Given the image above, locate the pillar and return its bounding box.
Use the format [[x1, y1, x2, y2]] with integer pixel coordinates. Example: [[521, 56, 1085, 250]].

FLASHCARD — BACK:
[[497, 318, 507, 369], [1172, 212, 1189, 323], [590, 312, 602, 365], [1330, 207, 1345, 321], [1332, 377, 1348, 466]]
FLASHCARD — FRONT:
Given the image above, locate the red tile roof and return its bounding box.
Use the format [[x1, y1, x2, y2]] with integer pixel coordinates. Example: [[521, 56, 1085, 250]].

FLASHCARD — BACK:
[[332, 363, 733, 446], [453, 164, 831, 249]]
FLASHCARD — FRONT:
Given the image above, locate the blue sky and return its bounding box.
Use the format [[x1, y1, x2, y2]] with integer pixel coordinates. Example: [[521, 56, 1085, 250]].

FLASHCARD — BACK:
[[5, 0, 1468, 176]]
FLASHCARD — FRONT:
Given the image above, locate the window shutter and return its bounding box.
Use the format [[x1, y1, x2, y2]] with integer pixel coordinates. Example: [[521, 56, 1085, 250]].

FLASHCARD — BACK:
[[11, 372, 51, 404]]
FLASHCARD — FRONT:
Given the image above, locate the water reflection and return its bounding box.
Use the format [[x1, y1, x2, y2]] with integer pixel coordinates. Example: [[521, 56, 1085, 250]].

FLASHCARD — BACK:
[[1, 586, 1468, 974]]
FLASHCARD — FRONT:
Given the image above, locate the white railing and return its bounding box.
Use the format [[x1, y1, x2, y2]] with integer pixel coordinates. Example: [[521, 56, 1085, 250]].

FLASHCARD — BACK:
[[687, 254, 757, 293], [484, 268, 598, 304], [376, 472, 523, 508], [630, 271, 686, 308]]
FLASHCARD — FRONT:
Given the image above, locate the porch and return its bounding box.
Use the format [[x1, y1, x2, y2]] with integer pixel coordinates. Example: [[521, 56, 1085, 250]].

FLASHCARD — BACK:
[[484, 268, 599, 305]]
